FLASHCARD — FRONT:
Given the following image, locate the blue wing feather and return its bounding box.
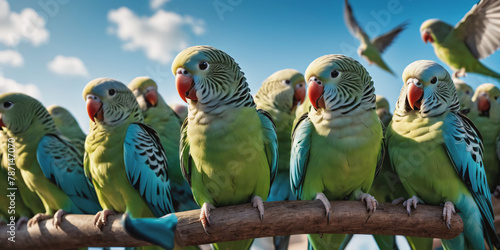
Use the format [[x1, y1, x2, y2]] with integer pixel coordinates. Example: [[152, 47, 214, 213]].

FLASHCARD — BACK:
[[257, 109, 279, 187], [124, 123, 175, 217], [37, 134, 101, 214], [442, 112, 500, 249], [290, 114, 313, 200]]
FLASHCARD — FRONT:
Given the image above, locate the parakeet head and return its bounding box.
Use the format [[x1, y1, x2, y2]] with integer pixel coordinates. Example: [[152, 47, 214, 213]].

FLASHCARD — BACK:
[[375, 95, 392, 126], [471, 83, 500, 123], [255, 69, 306, 112], [0, 93, 57, 135], [47, 105, 80, 129], [83, 77, 143, 127], [128, 76, 160, 112], [396, 60, 458, 117], [171, 46, 255, 113], [420, 19, 453, 44], [305, 54, 376, 113], [453, 78, 474, 115]]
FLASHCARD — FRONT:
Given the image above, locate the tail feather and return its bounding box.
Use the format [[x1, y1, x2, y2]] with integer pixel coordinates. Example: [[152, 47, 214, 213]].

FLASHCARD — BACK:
[[122, 213, 178, 250]]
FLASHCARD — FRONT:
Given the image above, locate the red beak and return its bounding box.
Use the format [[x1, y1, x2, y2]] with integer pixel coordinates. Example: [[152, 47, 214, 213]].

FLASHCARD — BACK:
[[175, 72, 197, 103], [408, 81, 424, 110], [86, 98, 103, 122], [422, 31, 434, 44], [0, 115, 4, 128], [308, 79, 324, 110], [293, 83, 306, 108], [145, 89, 158, 107], [477, 94, 490, 112]]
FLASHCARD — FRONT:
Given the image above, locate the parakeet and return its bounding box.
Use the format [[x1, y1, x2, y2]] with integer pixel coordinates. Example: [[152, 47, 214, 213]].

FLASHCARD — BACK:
[[0, 130, 44, 224], [172, 45, 278, 250], [387, 60, 500, 249], [128, 76, 197, 212], [453, 78, 474, 115], [291, 54, 383, 250], [0, 93, 101, 228], [420, 0, 500, 79], [254, 69, 305, 250], [83, 78, 176, 249], [468, 83, 500, 192], [47, 105, 86, 153], [370, 95, 433, 250], [344, 0, 407, 75]]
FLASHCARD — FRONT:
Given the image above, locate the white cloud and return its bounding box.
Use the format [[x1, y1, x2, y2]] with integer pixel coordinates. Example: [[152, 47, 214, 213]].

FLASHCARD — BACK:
[[0, 50, 23, 67], [150, 0, 170, 10], [0, 0, 49, 47], [47, 55, 89, 77], [0, 74, 42, 100], [108, 7, 205, 64]]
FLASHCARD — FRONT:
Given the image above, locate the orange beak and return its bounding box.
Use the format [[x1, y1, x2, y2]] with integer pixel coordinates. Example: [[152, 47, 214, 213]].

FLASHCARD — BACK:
[[293, 83, 306, 108], [422, 31, 434, 44], [145, 89, 158, 107], [308, 78, 325, 110], [477, 93, 490, 112], [86, 97, 103, 122], [407, 80, 424, 110], [175, 70, 197, 103]]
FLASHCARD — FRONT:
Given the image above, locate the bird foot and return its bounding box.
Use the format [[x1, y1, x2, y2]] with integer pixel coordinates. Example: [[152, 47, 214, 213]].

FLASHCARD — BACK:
[[200, 203, 216, 235], [28, 213, 53, 227], [453, 68, 467, 78], [391, 197, 405, 205], [443, 201, 456, 229], [315, 193, 332, 223], [402, 196, 419, 216], [251, 196, 265, 221], [94, 209, 115, 230], [53, 209, 67, 229], [359, 193, 378, 212], [16, 216, 28, 230]]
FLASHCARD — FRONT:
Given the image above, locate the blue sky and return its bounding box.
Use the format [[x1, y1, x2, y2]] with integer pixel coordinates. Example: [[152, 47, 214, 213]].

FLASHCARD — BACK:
[[1, 0, 499, 133]]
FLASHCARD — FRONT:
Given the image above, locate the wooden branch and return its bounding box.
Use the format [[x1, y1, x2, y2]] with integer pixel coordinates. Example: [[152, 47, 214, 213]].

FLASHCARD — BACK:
[[0, 200, 463, 249]]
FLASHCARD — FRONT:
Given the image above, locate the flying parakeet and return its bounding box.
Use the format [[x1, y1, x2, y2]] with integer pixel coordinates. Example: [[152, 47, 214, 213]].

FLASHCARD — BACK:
[[171, 45, 278, 250], [254, 68, 305, 250], [47, 105, 86, 153], [453, 78, 474, 115], [83, 78, 176, 249], [128, 76, 197, 212], [0, 93, 101, 228], [344, 0, 407, 75], [291, 54, 383, 250], [387, 60, 500, 249], [468, 83, 500, 193], [420, 0, 500, 79]]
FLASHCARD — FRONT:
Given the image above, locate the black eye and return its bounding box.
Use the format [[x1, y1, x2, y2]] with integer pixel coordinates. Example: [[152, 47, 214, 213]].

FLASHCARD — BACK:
[[3, 101, 12, 109], [331, 70, 339, 78], [495, 96, 498, 101], [465, 90, 470, 95], [284, 80, 291, 85], [108, 89, 116, 96], [430, 77, 437, 84], [199, 61, 208, 70]]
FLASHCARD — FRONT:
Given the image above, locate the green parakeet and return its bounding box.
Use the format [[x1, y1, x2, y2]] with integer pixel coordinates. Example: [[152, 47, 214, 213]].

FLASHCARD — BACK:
[[0, 93, 101, 228], [291, 54, 383, 250], [254, 69, 305, 250], [344, 0, 407, 75], [47, 105, 86, 153], [387, 60, 500, 249], [172, 45, 278, 250], [83, 78, 175, 234], [0, 131, 33, 227], [468, 83, 500, 193], [370, 95, 433, 250], [420, 0, 500, 79], [128, 76, 197, 212], [453, 78, 474, 115]]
